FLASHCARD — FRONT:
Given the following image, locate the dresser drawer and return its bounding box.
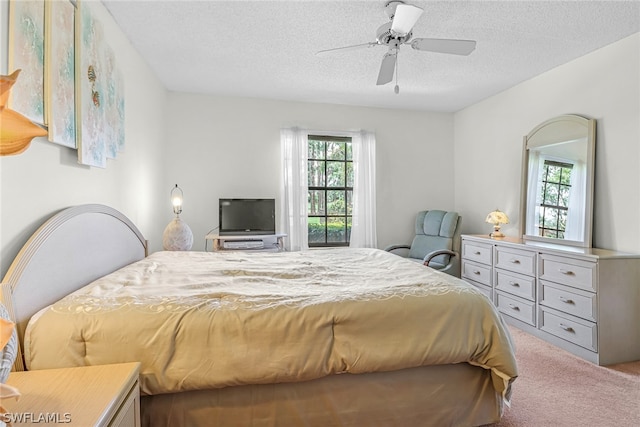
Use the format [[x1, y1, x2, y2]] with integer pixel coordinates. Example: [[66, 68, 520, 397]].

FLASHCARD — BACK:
[[539, 280, 596, 322], [462, 260, 492, 287], [539, 308, 597, 352], [495, 247, 536, 276], [496, 270, 535, 301], [462, 240, 493, 265], [539, 254, 596, 292], [496, 292, 536, 326]]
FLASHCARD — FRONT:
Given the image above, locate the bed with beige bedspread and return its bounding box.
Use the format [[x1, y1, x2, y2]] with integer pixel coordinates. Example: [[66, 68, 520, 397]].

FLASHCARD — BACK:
[[25, 248, 516, 412]]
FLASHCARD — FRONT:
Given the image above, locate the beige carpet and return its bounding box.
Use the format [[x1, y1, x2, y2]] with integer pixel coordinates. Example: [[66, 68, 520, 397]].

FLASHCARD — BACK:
[[493, 326, 640, 427]]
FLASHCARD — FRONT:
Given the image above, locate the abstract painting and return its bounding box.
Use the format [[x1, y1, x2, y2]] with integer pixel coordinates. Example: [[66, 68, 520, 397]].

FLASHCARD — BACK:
[[75, 0, 125, 167], [103, 45, 125, 158], [76, 0, 107, 167], [45, 0, 76, 148], [8, 0, 45, 126]]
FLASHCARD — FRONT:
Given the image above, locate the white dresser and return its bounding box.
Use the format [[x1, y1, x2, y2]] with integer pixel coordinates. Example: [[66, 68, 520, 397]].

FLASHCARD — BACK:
[[461, 234, 640, 365]]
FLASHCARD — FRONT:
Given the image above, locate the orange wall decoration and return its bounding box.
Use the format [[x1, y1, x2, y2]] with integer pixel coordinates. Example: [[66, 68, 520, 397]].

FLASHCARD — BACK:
[[0, 70, 48, 156]]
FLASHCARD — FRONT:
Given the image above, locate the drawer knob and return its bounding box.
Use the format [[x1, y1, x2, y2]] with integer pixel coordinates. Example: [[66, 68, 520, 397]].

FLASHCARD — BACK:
[[559, 269, 574, 275], [510, 258, 521, 264], [559, 296, 574, 304], [508, 304, 520, 311], [473, 270, 481, 275], [559, 323, 575, 333], [509, 281, 520, 287], [474, 251, 481, 255]]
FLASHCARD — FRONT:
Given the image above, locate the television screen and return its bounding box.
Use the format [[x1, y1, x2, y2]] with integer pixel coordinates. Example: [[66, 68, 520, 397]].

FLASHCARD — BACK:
[[219, 198, 276, 235]]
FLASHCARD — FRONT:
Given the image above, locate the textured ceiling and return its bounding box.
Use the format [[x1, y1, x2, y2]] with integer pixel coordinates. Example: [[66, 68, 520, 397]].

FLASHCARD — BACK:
[[102, 0, 640, 112]]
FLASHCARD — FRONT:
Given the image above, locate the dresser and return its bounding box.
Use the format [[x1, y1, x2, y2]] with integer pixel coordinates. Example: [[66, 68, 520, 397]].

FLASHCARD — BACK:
[[2, 363, 140, 427], [461, 234, 640, 366]]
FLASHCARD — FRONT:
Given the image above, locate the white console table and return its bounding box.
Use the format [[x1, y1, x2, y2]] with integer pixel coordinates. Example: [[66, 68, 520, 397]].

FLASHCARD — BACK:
[[206, 234, 286, 252]]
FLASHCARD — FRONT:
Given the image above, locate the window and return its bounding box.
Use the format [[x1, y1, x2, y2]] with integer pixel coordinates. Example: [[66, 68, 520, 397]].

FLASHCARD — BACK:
[[307, 135, 353, 246], [537, 160, 573, 238]]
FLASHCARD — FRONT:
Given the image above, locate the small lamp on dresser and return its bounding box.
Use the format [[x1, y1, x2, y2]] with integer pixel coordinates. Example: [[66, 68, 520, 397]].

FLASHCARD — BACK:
[[162, 184, 194, 251], [485, 209, 509, 238]]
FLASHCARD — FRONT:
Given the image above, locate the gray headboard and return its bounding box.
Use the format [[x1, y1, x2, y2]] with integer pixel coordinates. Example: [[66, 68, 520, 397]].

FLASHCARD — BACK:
[[0, 204, 147, 370]]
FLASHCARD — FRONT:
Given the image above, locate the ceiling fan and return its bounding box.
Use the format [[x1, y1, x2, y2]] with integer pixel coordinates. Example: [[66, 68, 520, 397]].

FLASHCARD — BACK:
[[317, 1, 477, 93]]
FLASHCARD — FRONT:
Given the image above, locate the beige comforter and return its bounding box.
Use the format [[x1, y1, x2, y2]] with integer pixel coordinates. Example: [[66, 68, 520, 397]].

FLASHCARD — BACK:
[[25, 248, 517, 399]]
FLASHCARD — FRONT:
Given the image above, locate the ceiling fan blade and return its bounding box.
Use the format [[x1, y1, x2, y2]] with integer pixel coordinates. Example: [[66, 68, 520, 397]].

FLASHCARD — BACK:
[[376, 52, 396, 86], [316, 42, 379, 56], [411, 38, 477, 55], [391, 4, 424, 35]]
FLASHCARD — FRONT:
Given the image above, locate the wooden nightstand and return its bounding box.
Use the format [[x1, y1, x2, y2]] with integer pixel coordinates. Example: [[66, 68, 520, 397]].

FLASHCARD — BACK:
[[1, 362, 140, 427]]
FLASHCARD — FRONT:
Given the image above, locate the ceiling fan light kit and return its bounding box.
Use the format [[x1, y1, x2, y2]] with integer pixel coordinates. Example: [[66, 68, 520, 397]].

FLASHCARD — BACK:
[[317, 1, 477, 93]]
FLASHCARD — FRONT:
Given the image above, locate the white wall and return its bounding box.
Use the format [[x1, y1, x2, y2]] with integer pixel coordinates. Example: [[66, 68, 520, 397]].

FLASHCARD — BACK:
[[454, 33, 640, 253], [3, 0, 636, 280], [0, 0, 168, 277], [164, 93, 455, 251]]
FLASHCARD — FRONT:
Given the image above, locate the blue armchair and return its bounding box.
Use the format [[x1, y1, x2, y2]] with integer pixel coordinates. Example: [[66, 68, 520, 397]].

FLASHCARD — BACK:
[[385, 210, 462, 277]]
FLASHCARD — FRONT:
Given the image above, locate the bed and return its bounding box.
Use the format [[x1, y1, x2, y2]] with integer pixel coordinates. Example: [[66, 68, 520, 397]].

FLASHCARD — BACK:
[[1, 204, 517, 427]]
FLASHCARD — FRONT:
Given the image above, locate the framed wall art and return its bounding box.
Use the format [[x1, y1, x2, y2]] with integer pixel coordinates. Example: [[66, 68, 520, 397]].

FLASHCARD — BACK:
[[75, 0, 125, 167], [45, 0, 76, 148], [8, 0, 46, 126], [76, 0, 107, 167]]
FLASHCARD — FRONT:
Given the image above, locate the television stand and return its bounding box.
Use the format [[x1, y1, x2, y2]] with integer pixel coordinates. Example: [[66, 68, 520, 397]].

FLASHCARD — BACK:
[[205, 234, 287, 252]]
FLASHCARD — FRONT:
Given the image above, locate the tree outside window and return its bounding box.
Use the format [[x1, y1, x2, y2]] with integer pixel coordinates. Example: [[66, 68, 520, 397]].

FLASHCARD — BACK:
[[307, 135, 353, 246], [537, 160, 573, 238]]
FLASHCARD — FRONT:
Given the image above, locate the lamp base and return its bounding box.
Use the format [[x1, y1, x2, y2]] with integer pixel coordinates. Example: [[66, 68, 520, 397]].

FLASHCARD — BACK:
[[163, 217, 193, 251], [490, 225, 504, 238]]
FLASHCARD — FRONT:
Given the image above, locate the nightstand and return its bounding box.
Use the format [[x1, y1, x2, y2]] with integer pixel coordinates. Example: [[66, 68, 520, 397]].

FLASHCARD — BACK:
[[2, 362, 140, 427]]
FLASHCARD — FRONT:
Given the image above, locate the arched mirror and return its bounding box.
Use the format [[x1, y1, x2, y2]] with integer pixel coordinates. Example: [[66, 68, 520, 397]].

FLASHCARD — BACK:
[[519, 115, 596, 248]]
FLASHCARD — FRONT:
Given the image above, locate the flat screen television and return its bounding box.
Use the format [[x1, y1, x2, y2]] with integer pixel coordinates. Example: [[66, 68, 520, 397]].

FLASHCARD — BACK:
[[219, 198, 276, 235]]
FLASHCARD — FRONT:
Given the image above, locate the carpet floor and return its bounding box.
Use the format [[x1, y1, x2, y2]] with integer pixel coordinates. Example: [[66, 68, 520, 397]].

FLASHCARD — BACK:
[[493, 326, 640, 427]]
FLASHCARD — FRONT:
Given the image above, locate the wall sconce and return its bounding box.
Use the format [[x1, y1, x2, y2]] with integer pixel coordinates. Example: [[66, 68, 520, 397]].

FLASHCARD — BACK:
[[162, 184, 193, 251], [486, 209, 509, 238]]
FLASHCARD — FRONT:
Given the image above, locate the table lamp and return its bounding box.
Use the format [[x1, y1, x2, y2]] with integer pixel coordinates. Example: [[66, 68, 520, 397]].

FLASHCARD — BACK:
[[486, 209, 509, 238], [162, 184, 193, 250]]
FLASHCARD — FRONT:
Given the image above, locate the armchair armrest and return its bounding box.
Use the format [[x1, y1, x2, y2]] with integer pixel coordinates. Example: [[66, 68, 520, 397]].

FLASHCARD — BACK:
[[423, 249, 457, 266], [384, 244, 411, 253]]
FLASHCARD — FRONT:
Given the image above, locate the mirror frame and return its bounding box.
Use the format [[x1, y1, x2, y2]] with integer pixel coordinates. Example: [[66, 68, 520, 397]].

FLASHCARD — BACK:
[[519, 114, 596, 248]]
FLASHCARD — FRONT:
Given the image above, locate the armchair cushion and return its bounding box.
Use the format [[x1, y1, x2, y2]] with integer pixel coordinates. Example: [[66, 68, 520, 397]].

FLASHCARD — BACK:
[[409, 210, 459, 266], [408, 235, 452, 266], [416, 210, 459, 238]]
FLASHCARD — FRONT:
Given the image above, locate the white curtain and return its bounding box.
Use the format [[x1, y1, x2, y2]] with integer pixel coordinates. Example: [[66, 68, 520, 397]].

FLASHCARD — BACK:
[[280, 128, 309, 251], [350, 131, 377, 248], [565, 161, 586, 241], [526, 150, 543, 236], [280, 128, 377, 250]]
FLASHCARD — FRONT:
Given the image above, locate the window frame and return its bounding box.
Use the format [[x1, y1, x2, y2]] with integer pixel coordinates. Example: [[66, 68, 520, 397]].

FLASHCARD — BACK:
[[537, 159, 573, 239], [307, 135, 353, 247]]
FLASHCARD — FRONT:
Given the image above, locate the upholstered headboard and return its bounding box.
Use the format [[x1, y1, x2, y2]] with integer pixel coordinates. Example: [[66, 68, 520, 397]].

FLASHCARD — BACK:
[[0, 204, 147, 370]]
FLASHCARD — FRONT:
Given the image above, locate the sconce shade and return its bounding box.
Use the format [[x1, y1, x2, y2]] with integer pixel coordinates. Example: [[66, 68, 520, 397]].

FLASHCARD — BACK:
[[486, 209, 509, 238]]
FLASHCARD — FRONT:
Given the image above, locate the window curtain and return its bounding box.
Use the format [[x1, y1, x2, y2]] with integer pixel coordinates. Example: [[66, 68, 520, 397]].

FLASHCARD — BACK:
[[280, 128, 377, 250], [564, 160, 586, 241], [526, 150, 543, 236], [280, 127, 309, 251], [350, 131, 377, 248]]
